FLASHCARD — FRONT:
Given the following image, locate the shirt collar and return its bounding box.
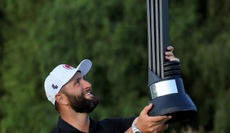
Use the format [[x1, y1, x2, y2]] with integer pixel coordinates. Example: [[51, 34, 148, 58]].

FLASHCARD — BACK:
[[57, 116, 97, 133], [89, 118, 97, 132]]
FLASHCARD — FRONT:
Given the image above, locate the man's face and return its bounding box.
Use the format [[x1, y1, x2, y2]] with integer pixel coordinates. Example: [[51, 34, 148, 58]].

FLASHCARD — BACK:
[[61, 72, 99, 113]]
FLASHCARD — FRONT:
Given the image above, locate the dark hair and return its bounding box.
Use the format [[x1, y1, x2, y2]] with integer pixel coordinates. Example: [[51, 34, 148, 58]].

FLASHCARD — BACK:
[[54, 85, 67, 112], [55, 101, 59, 112]]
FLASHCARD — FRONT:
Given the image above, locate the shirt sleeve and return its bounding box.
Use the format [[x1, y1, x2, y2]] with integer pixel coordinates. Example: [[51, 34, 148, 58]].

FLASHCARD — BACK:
[[100, 117, 136, 133]]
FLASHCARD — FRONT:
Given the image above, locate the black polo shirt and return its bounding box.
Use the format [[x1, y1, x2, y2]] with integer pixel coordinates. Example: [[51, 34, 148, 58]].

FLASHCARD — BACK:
[[50, 116, 136, 133]]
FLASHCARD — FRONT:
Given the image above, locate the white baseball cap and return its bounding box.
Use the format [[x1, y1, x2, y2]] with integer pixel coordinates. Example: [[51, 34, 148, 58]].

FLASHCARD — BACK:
[[44, 59, 92, 104]]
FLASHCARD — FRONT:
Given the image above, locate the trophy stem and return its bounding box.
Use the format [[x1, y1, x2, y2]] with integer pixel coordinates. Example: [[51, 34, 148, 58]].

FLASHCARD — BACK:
[[146, 0, 169, 80]]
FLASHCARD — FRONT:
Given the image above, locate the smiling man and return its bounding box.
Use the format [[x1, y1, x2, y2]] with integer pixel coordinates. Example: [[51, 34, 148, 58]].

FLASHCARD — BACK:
[[44, 46, 179, 133]]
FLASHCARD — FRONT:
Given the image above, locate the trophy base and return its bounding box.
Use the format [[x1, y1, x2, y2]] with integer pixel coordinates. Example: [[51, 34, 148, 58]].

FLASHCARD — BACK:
[[148, 93, 197, 123]]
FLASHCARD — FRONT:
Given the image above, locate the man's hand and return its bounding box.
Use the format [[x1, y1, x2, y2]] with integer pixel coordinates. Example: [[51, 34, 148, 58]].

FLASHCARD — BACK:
[[134, 104, 171, 133], [165, 46, 179, 62], [157, 124, 169, 133]]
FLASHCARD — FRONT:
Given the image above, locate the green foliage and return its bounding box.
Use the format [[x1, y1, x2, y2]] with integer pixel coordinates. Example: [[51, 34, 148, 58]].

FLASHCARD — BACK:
[[168, 0, 230, 132], [0, 0, 230, 132]]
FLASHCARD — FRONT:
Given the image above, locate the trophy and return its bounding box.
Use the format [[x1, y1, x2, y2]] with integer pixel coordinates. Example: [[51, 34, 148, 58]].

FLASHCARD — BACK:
[[146, 0, 197, 123]]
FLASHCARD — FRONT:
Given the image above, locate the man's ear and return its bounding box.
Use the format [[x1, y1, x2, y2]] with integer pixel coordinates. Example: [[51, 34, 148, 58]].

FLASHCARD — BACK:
[[55, 93, 68, 106]]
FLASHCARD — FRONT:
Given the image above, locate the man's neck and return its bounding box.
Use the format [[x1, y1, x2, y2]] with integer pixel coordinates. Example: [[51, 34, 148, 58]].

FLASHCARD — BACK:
[[60, 110, 90, 133]]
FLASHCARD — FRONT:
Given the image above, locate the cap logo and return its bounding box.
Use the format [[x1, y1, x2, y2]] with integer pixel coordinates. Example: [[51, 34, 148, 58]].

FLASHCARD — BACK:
[[52, 84, 58, 89], [62, 64, 74, 70]]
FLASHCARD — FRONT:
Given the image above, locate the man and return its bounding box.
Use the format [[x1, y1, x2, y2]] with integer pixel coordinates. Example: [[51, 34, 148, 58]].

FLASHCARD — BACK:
[[44, 46, 179, 133]]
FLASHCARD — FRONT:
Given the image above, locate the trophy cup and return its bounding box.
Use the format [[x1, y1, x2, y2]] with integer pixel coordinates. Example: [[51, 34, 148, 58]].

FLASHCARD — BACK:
[[146, 0, 197, 123]]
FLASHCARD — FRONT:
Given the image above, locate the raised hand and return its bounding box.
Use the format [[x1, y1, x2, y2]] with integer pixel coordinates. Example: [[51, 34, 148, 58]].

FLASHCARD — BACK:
[[165, 46, 180, 62]]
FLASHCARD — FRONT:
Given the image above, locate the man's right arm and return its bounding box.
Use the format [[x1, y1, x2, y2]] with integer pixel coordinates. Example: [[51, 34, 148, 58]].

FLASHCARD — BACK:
[[125, 104, 171, 133]]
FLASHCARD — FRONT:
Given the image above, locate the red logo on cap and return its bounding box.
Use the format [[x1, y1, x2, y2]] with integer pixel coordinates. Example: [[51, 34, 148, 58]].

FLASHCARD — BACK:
[[62, 64, 74, 70]]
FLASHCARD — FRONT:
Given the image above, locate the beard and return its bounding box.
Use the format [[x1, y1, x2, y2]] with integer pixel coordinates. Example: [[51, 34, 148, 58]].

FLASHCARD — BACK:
[[64, 91, 99, 113]]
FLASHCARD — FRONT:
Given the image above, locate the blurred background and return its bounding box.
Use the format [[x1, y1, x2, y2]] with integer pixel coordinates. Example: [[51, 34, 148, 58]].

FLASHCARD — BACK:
[[0, 0, 230, 132]]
